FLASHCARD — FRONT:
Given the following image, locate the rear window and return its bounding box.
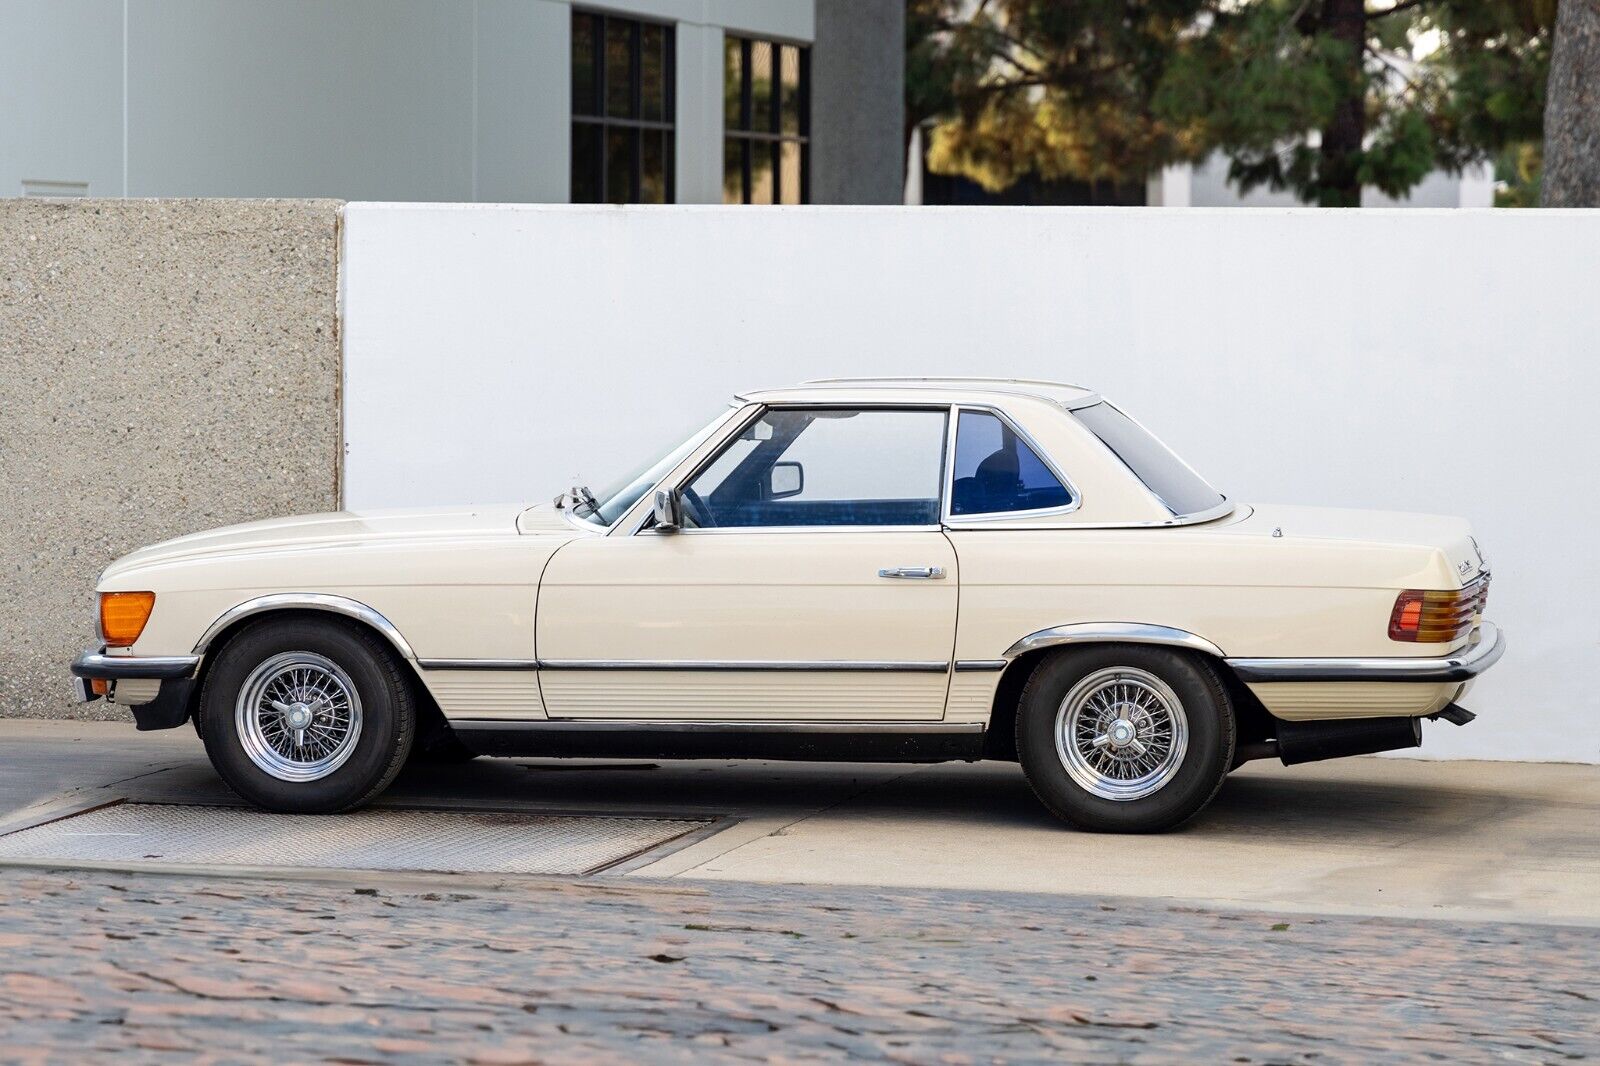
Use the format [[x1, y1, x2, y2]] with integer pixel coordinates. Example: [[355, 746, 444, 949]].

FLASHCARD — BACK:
[[1072, 402, 1226, 518]]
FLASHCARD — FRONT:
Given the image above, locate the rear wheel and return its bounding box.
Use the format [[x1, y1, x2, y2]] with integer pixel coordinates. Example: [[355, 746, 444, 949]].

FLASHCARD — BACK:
[[196, 618, 415, 813], [1015, 645, 1234, 833]]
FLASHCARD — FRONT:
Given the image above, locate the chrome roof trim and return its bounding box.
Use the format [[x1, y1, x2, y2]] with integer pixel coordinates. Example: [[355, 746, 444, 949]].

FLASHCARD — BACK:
[[802, 376, 1093, 391]]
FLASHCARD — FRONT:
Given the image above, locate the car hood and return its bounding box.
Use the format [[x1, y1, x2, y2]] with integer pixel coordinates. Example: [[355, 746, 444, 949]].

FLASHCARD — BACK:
[[101, 504, 543, 581], [1223, 503, 1486, 584]]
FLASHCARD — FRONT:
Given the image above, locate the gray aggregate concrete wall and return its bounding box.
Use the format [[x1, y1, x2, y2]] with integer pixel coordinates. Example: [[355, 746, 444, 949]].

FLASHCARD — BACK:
[[1, 198, 342, 720]]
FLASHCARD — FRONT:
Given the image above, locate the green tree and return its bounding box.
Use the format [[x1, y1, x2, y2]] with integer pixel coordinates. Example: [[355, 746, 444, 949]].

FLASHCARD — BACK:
[[909, 0, 1554, 206]]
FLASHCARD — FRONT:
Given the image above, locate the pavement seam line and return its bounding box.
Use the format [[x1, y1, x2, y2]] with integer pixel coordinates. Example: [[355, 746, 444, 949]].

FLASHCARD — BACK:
[[662, 765, 932, 878]]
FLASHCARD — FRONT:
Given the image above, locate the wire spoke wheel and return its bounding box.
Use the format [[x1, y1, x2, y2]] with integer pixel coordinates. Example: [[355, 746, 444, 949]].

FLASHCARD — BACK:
[[1055, 666, 1188, 802], [235, 651, 363, 783]]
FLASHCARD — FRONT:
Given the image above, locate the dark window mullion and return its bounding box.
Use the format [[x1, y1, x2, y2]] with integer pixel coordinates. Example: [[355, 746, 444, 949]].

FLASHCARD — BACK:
[[595, 15, 607, 198], [800, 46, 811, 203], [629, 20, 641, 202], [665, 24, 676, 204], [630, 19, 642, 121], [740, 38, 753, 203]]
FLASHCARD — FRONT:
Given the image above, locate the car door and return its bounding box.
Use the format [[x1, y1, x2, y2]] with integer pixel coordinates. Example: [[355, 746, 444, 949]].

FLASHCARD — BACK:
[[535, 405, 958, 721]]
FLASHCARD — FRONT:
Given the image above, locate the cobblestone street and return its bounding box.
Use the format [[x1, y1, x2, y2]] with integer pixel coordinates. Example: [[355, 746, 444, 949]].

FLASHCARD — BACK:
[[2, 866, 1596, 1064]]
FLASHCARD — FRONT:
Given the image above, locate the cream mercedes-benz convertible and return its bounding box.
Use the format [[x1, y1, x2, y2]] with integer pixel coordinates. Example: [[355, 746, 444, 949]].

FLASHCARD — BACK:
[[71, 379, 1503, 832]]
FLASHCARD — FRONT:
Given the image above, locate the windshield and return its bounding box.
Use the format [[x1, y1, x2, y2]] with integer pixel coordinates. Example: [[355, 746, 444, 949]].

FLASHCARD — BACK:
[[1072, 402, 1226, 518], [577, 408, 736, 527]]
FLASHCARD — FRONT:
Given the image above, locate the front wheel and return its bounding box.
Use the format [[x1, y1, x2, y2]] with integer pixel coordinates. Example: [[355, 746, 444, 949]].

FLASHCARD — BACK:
[[1015, 645, 1234, 833], [196, 618, 416, 813]]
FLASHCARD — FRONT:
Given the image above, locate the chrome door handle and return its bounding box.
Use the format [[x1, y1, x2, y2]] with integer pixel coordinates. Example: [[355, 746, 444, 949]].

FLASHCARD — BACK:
[[878, 566, 945, 579]]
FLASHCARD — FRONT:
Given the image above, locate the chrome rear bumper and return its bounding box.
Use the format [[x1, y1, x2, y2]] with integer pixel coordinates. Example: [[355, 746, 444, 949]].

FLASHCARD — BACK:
[[1226, 622, 1505, 684]]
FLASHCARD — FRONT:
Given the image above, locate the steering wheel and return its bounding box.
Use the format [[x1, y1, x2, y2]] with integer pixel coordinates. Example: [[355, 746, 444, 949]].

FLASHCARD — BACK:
[[681, 486, 717, 528]]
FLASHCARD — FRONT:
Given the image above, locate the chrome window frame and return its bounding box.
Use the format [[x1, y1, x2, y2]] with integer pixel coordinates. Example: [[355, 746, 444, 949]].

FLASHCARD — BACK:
[[940, 404, 1083, 527], [607, 392, 1237, 538], [628, 401, 953, 536]]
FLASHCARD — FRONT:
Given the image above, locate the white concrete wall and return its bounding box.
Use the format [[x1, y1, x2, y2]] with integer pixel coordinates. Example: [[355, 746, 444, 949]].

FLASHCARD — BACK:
[[0, 0, 811, 201], [341, 203, 1600, 764]]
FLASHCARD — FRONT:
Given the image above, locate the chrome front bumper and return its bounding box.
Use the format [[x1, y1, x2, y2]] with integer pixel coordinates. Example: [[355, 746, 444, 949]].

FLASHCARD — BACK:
[[1225, 622, 1506, 684], [69, 647, 202, 729], [70, 648, 201, 682]]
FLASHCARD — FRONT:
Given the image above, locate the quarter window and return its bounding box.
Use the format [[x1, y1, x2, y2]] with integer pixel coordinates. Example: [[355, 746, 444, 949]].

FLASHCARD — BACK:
[[723, 36, 809, 204], [571, 10, 675, 204], [950, 410, 1074, 516], [682, 408, 946, 528], [1072, 402, 1223, 517]]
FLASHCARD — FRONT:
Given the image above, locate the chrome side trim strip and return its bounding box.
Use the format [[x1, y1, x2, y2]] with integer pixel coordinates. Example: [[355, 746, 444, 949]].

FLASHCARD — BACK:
[[1227, 622, 1505, 684], [192, 593, 417, 660], [71, 648, 200, 681], [954, 659, 1008, 672], [536, 660, 950, 673], [417, 659, 539, 671], [452, 719, 984, 734], [1003, 623, 1226, 661]]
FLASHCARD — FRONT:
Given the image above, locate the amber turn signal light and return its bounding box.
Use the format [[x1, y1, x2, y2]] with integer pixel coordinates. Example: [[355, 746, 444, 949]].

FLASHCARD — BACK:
[[100, 591, 156, 647], [1388, 576, 1489, 643]]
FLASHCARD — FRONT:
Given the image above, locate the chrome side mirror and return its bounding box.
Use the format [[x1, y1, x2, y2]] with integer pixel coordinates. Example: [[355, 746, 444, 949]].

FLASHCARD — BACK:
[[652, 488, 683, 533]]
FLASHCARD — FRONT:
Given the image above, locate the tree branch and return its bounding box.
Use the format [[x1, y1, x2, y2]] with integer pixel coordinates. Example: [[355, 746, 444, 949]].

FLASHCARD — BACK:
[[1367, 0, 1431, 19]]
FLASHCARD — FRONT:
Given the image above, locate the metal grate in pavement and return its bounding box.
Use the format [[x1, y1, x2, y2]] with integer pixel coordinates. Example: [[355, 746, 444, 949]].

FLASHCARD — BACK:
[[0, 802, 714, 876]]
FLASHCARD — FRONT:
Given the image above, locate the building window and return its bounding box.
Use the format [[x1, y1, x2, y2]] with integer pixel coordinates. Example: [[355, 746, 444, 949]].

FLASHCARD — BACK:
[[723, 37, 809, 204], [571, 10, 674, 204]]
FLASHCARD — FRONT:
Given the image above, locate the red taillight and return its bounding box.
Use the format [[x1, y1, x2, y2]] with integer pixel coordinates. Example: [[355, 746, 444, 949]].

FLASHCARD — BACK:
[[1388, 575, 1490, 643]]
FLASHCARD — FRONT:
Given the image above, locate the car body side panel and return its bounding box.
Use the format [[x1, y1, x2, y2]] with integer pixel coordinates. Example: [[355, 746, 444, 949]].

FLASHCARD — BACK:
[[535, 530, 959, 721], [97, 514, 576, 721], [948, 521, 1478, 723], [948, 529, 1460, 661]]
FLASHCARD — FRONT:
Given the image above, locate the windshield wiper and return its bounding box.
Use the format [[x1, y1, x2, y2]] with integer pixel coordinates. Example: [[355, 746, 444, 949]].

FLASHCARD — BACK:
[[559, 484, 601, 519]]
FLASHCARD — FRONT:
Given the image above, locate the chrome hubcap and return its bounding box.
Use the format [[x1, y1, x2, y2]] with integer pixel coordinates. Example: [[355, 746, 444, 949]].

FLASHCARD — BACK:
[[235, 652, 363, 782], [1055, 667, 1189, 801]]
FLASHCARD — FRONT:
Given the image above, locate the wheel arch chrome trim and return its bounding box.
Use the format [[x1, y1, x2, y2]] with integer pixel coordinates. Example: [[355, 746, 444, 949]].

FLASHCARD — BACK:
[[1002, 623, 1227, 661], [1226, 622, 1505, 684], [191, 593, 418, 661]]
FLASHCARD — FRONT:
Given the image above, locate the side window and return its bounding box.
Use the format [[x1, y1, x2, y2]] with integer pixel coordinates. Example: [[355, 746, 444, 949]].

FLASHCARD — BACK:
[[683, 408, 947, 527], [950, 410, 1073, 516]]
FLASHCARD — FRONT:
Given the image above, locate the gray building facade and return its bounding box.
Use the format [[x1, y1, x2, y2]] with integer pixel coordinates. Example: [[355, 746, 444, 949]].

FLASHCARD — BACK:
[[0, 0, 903, 205]]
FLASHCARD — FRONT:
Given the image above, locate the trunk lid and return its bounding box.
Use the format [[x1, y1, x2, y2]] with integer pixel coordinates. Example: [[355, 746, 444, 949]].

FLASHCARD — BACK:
[[1222, 504, 1486, 586]]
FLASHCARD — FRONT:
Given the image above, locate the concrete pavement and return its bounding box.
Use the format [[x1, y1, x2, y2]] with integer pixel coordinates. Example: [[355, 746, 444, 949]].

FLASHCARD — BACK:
[[3, 719, 1598, 926], [2, 719, 1597, 1062]]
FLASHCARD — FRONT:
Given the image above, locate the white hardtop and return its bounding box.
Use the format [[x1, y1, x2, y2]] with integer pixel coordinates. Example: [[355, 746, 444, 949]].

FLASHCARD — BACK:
[[738, 377, 1103, 410]]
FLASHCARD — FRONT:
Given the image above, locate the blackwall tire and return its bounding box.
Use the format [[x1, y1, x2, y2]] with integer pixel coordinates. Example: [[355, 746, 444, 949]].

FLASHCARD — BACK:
[[1015, 645, 1234, 833], [195, 618, 416, 813]]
